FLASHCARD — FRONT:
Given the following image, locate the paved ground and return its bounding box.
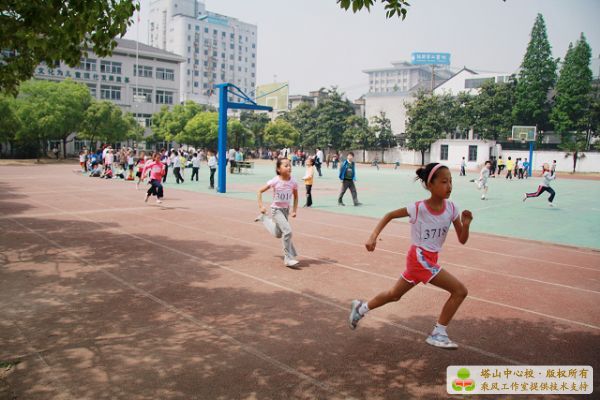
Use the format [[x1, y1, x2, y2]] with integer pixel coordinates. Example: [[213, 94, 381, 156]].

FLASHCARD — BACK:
[[1, 163, 599, 399]]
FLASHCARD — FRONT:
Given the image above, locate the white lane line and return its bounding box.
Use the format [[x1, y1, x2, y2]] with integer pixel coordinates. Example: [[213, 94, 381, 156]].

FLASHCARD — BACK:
[[0, 206, 152, 220], [6, 217, 344, 397]]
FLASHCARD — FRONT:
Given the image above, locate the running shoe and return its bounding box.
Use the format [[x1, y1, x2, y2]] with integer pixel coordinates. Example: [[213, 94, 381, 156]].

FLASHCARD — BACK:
[[254, 214, 264, 222], [426, 333, 458, 349], [549, 202, 554, 207], [144, 194, 150, 203], [156, 199, 162, 204], [349, 300, 364, 330], [522, 194, 527, 202], [284, 258, 300, 268]]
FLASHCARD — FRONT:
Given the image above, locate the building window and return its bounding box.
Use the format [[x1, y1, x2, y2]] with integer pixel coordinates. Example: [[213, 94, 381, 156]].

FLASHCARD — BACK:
[[100, 85, 121, 101], [132, 87, 152, 103], [194, 70, 199, 76], [465, 78, 494, 89], [205, 27, 208, 33], [440, 144, 448, 161], [133, 65, 153, 78], [468, 145, 478, 162], [194, 82, 199, 87], [79, 58, 96, 71], [155, 90, 173, 104], [100, 61, 121, 75], [86, 84, 97, 98], [156, 68, 175, 81], [134, 113, 152, 128]]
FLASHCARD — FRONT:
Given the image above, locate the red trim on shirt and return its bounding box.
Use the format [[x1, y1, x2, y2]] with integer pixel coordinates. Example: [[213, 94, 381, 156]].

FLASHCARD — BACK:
[[424, 199, 446, 216]]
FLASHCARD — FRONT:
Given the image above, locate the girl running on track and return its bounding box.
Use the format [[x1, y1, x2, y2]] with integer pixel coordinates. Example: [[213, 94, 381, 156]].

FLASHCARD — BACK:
[[143, 152, 165, 204], [349, 162, 473, 349], [470, 160, 491, 200], [255, 158, 300, 268], [523, 163, 556, 207]]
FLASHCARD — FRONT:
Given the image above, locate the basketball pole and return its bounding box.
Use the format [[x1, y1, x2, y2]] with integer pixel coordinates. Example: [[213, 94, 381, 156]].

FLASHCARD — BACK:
[[528, 140, 534, 176]]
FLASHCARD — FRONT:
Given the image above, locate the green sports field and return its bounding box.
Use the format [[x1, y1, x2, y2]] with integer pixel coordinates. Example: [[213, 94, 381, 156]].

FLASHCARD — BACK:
[[162, 161, 600, 250]]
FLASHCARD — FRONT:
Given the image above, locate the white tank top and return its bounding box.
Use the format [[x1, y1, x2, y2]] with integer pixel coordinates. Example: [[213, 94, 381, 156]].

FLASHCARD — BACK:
[[407, 200, 460, 253]]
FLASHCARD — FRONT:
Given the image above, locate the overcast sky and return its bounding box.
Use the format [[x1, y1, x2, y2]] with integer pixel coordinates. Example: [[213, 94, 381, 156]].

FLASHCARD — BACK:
[[124, 0, 600, 100]]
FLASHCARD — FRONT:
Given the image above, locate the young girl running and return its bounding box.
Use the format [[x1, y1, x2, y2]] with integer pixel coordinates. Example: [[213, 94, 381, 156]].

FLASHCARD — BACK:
[[255, 158, 300, 268], [142, 152, 165, 204], [349, 163, 473, 349], [470, 160, 491, 200], [302, 157, 315, 207], [523, 163, 556, 207]]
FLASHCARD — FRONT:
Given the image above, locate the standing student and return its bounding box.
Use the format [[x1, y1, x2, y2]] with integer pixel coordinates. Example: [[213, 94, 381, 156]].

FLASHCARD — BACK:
[[191, 153, 200, 181], [315, 148, 324, 177], [127, 149, 135, 180], [255, 158, 300, 268], [302, 157, 315, 207], [505, 157, 514, 180], [143, 152, 165, 204], [523, 163, 557, 207], [172, 150, 184, 184], [207, 150, 217, 189], [551, 160, 557, 176], [517, 158, 524, 179], [497, 156, 505, 176], [161, 149, 170, 183], [135, 151, 147, 189], [522, 158, 530, 179], [79, 151, 87, 172], [349, 162, 472, 349], [460, 157, 466, 176], [338, 152, 362, 206]]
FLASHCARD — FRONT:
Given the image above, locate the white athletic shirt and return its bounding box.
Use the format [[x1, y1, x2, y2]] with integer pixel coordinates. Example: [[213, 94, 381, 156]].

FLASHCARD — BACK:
[[541, 171, 555, 187], [407, 200, 460, 253]]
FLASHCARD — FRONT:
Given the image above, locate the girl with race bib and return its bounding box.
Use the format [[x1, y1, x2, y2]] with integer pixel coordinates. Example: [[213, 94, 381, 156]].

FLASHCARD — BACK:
[[255, 158, 300, 268], [349, 163, 473, 349]]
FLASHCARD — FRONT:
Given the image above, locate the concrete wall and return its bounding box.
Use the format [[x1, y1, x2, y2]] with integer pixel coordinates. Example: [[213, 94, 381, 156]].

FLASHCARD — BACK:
[[499, 149, 600, 173], [429, 139, 495, 170], [349, 148, 427, 165], [364, 93, 414, 135]]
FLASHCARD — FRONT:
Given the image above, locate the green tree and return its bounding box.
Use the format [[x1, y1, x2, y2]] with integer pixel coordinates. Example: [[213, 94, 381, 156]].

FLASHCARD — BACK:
[[473, 79, 516, 140], [1, 1, 138, 95], [313, 88, 356, 150], [452, 92, 477, 138], [281, 102, 317, 149], [345, 115, 375, 161], [15, 79, 91, 158], [178, 111, 219, 149], [123, 112, 144, 143], [551, 34, 593, 173], [371, 111, 396, 162], [150, 101, 204, 144], [405, 91, 447, 165], [78, 100, 129, 149], [228, 119, 253, 149], [513, 14, 558, 130], [264, 120, 299, 148], [337, 0, 410, 19], [240, 111, 270, 148], [0, 94, 20, 144]]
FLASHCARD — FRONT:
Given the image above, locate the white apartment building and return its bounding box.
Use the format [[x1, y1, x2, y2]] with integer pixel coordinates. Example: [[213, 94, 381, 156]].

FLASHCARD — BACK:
[[363, 61, 452, 94], [149, 0, 257, 105], [31, 38, 183, 154]]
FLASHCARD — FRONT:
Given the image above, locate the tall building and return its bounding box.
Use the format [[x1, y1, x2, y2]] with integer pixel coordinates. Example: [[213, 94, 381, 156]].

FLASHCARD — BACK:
[[149, 0, 257, 105], [363, 61, 452, 94], [32, 38, 183, 154]]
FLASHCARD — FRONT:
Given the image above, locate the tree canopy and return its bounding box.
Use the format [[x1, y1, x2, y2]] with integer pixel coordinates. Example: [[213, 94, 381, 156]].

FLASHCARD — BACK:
[[0, 1, 138, 95]]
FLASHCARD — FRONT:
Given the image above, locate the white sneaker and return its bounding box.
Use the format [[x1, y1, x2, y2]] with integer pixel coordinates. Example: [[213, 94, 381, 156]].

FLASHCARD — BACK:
[[284, 258, 299, 268], [549, 202, 554, 207], [481, 195, 485, 200], [522, 194, 527, 202], [254, 214, 264, 222], [156, 199, 162, 204], [144, 194, 150, 203], [426, 333, 458, 349]]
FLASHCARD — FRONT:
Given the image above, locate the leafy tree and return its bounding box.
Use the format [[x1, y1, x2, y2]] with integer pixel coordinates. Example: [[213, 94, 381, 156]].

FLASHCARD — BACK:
[[337, 0, 410, 19], [228, 119, 253, 149], [551, 34, 593, 173], [1, 1, 138, 95], [78, 100, 129, 149], [371, 111, 396, 162], [452, 92, 478, 138], [240, 111, 270, 147], [15, 79, 91, 157], [313, 87, 356, 150], [0, 94, 20, 144], [405, 91, 447, 165], [150, 101, 204, 144], [264, 120, 299, 148], [178, 112, 219, 149], [513, 14, 558, 130], [345, 115, 374, 161], [473, 79, 516, 140], [281, 102, 317, 149], [123, 112, 144, 143]]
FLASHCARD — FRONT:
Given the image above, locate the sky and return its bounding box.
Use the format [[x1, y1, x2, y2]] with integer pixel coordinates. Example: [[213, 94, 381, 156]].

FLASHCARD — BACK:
[[124, 0, 600, 100]]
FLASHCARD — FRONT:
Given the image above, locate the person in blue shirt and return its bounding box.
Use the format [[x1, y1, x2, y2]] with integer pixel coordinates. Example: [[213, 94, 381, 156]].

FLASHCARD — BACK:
[[338, 152, 362, 206]]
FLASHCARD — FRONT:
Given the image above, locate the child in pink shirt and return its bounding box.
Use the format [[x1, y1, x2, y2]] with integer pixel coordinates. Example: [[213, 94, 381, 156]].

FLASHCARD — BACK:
[[142, 153, 165, 204]]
